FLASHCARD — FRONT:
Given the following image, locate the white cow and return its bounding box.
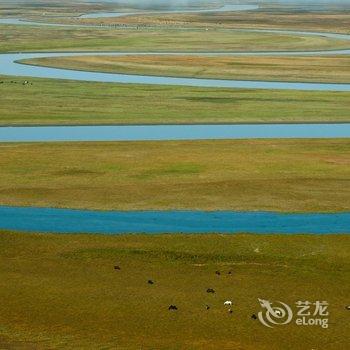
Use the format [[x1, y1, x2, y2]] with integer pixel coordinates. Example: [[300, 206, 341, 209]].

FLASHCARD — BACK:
[[224, 300, 232, 306]]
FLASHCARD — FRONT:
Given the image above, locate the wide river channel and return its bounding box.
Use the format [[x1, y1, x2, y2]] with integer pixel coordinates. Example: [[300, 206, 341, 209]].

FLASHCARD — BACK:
[[1, 206, 349, 234], [0, 123, 349, 142]]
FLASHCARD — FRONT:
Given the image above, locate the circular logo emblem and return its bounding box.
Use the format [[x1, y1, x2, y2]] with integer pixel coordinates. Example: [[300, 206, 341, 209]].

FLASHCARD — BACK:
[[258, 298, 293, 328]]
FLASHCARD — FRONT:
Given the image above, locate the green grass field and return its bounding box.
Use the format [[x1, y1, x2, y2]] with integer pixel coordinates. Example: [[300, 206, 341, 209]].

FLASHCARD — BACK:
[[1, 24, 350, 53], [25, 54, 350, 84], [1, 139, 349, 212], [1, 76, 349, 125], [0, 231, 349, 349]]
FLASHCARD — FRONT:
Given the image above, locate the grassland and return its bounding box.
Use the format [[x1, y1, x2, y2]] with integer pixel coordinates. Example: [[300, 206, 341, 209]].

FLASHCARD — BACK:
[[2, 0, 349, 35], [1, 0, 349, 35], [112, 10, 350, 34], [0, 139, 349, 212], [195, 9, 350, 34], [2, 24, 350, 53], [1, 76, 350, 125], [26, 54, 350, 84], [0, 5, 349, 350], [0, 0, 115, 19], [0, 0, 219, 21], [0, 231, 349, 349]]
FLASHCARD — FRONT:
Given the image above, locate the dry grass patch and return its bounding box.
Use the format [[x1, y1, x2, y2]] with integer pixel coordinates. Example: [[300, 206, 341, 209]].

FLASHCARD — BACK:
[[26, 54, 350, 83]]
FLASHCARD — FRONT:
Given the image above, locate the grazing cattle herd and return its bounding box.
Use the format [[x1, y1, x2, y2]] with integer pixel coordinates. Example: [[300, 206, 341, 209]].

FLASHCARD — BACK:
[[111, 265, 350, 316], [0, 80, 33, 86], [114, 265, 241, 314]]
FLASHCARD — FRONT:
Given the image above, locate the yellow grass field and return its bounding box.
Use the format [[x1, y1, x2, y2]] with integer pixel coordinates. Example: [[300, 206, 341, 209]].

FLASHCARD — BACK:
[[0, 231, 349, 349], [0, 139, 349, 212], [26, 55, 350, 84]]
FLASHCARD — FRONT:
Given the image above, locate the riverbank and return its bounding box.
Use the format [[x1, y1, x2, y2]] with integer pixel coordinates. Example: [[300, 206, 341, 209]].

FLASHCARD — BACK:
[[0, 231, 348, 349]]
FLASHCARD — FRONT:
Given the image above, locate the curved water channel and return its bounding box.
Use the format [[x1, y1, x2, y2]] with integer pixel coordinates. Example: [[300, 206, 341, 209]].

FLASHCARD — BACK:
[[2, 49, 350, 92], [0, 5, 349, 234], [0, 4, 258, 26], [0, 4, 258, 25], [0, 7, 349, 143], [1, 4, 350, 91]]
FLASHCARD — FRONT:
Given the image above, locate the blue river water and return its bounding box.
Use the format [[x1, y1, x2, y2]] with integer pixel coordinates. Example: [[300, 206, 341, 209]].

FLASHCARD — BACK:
[[0, 206, 349, 234], [1, 123, 349, 142]]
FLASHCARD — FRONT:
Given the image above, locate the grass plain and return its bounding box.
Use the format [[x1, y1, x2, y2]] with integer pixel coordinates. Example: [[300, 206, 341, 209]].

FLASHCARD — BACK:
[[0, 231, 349, 349], [1, 24, 349, 53], [26, 54, 350, 84], [1, 0, 349, 35], [0, 139, 349, 212], [1, 75, 349, 125], [111, 9, 350, 34], [0, 4, 349, 350]]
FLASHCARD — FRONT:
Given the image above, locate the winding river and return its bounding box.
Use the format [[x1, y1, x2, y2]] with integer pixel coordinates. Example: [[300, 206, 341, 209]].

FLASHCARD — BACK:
[[1, 50, 349, 92], [0, 4, 258, 26], [0, 5, 349, 139], [1, 4, 350, 92], [0, 7, 350, 140], [0, 5, 349, 234]]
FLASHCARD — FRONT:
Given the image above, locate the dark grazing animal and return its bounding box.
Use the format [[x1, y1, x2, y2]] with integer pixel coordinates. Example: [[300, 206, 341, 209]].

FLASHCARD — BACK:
[[168, 305, 178, 310], [251, 314, 257, 320], [206, 288, 215, 294], [215, 271, 221, 276], [148, 280, 154, 285], [114, 265, 121, 270]]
